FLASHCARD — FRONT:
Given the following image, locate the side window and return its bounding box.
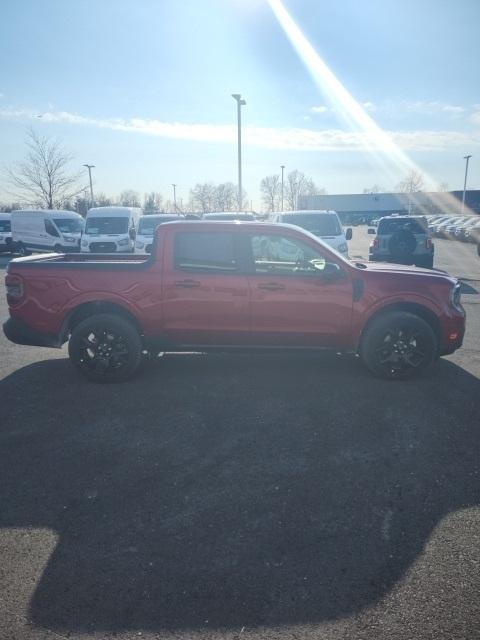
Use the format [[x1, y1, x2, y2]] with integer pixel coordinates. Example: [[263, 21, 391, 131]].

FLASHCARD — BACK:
[[175, 232, 237, 272], [45, 219, 60, 237], [250, 234, 327, 276]]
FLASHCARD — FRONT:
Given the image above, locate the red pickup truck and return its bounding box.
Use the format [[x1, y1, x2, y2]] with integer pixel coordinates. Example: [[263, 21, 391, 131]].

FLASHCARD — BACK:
[[4, 221, 465, 382]]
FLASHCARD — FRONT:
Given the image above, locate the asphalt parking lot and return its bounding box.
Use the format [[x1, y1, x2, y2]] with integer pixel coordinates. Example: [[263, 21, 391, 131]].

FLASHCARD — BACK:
[[0, 229, 479, 640]]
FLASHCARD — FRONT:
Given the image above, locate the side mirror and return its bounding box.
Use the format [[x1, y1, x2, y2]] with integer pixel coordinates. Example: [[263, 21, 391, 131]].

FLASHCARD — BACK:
[[345, 228, 353, 240], [129, 227, 136, 240], [367, 228, 376, 235], [320, 262, 344, 283]]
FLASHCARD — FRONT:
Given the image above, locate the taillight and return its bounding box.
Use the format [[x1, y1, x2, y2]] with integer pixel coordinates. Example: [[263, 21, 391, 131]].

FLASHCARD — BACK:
[[425, 237, 433, 249], [5, 275, 24, 303], [372, 238, 379, 248]]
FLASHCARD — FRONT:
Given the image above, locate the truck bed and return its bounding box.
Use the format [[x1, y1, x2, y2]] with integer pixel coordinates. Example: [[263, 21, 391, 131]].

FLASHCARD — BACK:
[[9, 252, 152, 269]]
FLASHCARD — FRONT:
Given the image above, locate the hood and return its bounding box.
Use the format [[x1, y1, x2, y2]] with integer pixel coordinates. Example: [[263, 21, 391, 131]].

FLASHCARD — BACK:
[[353, 260, 456, 282]]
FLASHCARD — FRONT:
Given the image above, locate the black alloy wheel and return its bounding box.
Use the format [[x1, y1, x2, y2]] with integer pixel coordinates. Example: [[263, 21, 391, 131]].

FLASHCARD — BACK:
[[68, 313, 142, 382], [361, 311, 437, 380]]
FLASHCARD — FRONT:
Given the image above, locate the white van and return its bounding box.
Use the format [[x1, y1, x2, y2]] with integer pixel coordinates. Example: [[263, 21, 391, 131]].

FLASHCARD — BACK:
[[0, 212, 14, 253], [11, 210, 84, 255], [81, 206, 142, 253], [135, 214, 185, 254], [270, 210, 352, 257]]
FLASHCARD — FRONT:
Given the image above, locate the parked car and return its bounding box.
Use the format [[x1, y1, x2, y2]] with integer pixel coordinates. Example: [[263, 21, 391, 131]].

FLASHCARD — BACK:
[[135, 214, 185, 254], [0, 212, 14, 253], [464, 220, 480, 244], [369, 215, 434, 268], [455, 217, 480, 240], [81, 206, 143, 253], [11, 209, 84, 256], [4, 221, 465, 382], [269, 210, 352, 258]]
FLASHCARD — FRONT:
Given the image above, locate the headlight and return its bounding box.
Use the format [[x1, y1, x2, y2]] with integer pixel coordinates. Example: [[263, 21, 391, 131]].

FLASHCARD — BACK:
[[118, 238, 129, 246], [338, 242, 348, 253], [136, 241, 144, 249], [450, 283, 462, 310], [81, 240, 88, 247]]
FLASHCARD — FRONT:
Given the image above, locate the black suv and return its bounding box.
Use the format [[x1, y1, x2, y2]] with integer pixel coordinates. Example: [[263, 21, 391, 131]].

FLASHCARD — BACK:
[[369, 215, 434, 269]]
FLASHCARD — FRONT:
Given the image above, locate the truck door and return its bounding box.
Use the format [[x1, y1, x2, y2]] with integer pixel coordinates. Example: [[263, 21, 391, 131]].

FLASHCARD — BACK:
[[161, 229, 250, 345], [243, 232, 354, 348]]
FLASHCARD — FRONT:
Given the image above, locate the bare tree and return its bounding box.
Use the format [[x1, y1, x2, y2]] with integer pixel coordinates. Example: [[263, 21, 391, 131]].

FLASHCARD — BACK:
[[285, 170, 306, 210], [190, 182, 216, 214], [260, 175, 281, 212], [213, 183, 236, 212], [397, 170, 424, 194], [95, 192, 113, 207], [144, 192, 163, 214], [303, 178, 326, 197], [363, 184, 385, 194], [5, 128, 84, 209], [119, 189, 141, 207], [438, 182, 449, 193]]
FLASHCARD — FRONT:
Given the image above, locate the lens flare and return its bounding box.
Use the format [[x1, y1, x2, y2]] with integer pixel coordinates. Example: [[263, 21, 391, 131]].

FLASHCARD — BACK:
[[267, 0, 472, 218]]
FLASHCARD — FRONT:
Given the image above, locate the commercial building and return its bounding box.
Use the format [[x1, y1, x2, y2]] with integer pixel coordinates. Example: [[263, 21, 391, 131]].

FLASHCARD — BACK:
[[298, 190, 480, 223]]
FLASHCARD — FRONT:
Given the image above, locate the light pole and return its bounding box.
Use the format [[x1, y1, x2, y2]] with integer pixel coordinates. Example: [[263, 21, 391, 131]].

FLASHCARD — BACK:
[[280, 165, 285, 211], [83, 164, 95, 207], [232, 93, 246, 211], [462, 155, 472, 215], [172, 183, 177, 212]]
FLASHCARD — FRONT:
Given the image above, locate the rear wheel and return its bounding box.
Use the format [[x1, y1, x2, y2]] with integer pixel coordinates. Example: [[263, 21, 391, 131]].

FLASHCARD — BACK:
[[68, 313, 142, 382], [360, 311, 437, 380], [17, 242, 31, 257]]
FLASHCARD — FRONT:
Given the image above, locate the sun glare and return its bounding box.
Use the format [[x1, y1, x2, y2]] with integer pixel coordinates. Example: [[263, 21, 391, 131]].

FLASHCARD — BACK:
[[267, 0, 471, 217]]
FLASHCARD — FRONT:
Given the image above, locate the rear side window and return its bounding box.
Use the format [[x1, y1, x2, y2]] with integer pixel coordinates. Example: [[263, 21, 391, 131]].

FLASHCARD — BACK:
[[175, 232, 237, 272], [378, 218, 427, 234], [0, 220, 11, 232]]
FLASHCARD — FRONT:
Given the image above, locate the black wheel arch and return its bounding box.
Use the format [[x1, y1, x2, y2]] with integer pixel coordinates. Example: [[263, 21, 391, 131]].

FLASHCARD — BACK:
[[61, 301, 144, 344], [358, 302, 442, 355]]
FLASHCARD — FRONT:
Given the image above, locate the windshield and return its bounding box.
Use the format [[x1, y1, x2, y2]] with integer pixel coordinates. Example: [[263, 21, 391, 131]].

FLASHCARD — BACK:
[[53, 218, 83, 233], [138, 217, 179, 235], [85, 217, 129, 235], [281, 214, 341, 236], [0, 220, 11, 232]]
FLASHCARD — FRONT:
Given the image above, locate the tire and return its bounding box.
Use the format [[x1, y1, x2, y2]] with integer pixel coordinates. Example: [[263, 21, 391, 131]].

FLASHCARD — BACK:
[[360, 311, 437, 380], [415, 256, 434, 269], [17, 242, 31, 257], [68, 313, 142, 383]]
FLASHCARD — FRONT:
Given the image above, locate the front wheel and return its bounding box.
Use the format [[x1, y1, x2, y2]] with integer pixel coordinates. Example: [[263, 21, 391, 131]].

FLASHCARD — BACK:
[[360, 311, 437, 380], [68, 313, 142, 382]]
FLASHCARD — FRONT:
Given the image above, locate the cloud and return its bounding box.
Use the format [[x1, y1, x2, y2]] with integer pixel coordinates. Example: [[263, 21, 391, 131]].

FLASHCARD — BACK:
[[0, 106, 479, 152], [441, 105, 465, 114], [309, 105, 328, 114], [470, 110, 480, 126]]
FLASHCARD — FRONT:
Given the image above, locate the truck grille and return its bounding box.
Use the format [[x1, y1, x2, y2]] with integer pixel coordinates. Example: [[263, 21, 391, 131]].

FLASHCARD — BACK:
[[89, 242, 117, 253]]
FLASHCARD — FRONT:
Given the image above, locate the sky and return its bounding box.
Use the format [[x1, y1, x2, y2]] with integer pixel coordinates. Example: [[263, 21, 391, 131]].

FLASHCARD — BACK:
[[0, 0, 479, 210]]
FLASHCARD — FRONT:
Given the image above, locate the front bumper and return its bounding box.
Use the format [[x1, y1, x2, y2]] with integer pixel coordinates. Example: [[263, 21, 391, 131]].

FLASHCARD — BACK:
[[3, 317, 62, 348]]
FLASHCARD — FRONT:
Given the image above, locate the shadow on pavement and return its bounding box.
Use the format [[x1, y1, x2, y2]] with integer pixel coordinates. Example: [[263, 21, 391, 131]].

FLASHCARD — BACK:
[[0, 353, 479, 633]]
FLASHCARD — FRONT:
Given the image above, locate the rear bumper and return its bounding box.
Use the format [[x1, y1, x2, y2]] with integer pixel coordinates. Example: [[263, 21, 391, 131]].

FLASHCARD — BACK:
[[3, 317, 62, 348]]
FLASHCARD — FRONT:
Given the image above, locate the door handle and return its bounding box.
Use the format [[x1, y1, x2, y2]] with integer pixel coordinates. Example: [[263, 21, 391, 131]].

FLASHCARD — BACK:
[[258, 282, 285, 291], [174, 279, 201, 288]]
